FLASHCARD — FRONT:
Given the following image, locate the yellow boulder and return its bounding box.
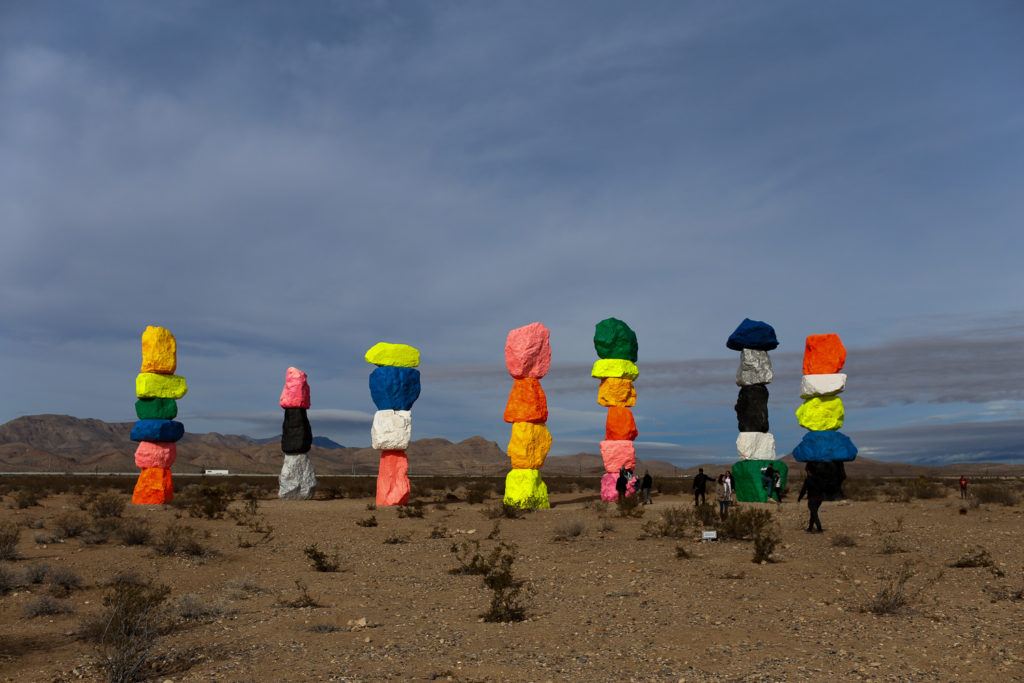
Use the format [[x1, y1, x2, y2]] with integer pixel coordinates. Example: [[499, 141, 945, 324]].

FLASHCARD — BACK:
[[506, 422, 552, 469], [364, 342, 420, 368], [140, 325, 177, 374], [796, 396, 844, 431], [136, 373, 188, 399], [591, 359, 639, 380], [503, 468, 550, 509], [597, 378, 636, 407]]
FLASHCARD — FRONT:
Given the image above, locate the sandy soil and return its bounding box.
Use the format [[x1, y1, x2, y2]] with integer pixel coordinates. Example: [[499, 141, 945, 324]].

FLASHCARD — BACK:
[[1, 489, 1022, 682]]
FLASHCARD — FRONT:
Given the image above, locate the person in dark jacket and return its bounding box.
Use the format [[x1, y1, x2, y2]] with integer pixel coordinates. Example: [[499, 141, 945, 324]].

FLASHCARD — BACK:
[[615, 467, 628, 501], [798, 466, 825, 532], [640, 470, 653, 505], [692, 468, 712, 506]]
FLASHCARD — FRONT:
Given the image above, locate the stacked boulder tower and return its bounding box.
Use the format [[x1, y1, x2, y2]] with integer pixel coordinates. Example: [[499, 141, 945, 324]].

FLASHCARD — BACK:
[[792, 334, 858, 497], [278, 367, 317, 499], [131, 325, 187, 505], [593, 318, 640, 503], [502, 322, 552, 509], [365, 342, 421, 507], [727, 318, 787, 503]]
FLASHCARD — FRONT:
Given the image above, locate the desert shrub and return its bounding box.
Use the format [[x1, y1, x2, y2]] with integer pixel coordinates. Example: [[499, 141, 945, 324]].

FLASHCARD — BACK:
[[383, 533, 410, 545], [694, 502, 718, 526], [465, 481, 493, 505], [883, 484, 912, 504], [598, 519, 615, 533], [655, 479, 686, 496], [831, 533, 857, 548], [486, 521, 502, 540], [304, 544, 341, 572], [47, 566, 84, 597], [482, 503, 526, 520], [85, 491, 127, 519], [80, 576, 170, 683], [752, 525, 781, 563], [615, 495, 644, 518], [843, 478, 879, 501], [116, 517, 152, 546], [552, 519, 586, 541], [584, 500, 609, 515], [175, 594, 225, 622], [0, 565, 17, 594], [0, 521, 19, 560], [28, 518, 44, 529], [153, 524, 208, 558], [53, 512, 90, 539], [675, 544, 691, 559], [908, 477, 946, 500], [949, 546, 1000, 572], [24, 595, 73, 618], [24, 563, 50, 584], [99, 571, 148, 588], [642, 506, 693, 539], [972, 485, 1019, 507], [12, 489, 41, 509], [718, 506, 773, 540], [861, 563, 930, 615], [396, 505, 425, 519], [278, 579, 320, 608], [176, 484, 232, 519], [355, 515, 378, 528], [481, 542, 526, 622], [429, 525, 449, 539], [880, 536, 907, 555], [231, 495, 274, 548], [365, 502, 377, 511]]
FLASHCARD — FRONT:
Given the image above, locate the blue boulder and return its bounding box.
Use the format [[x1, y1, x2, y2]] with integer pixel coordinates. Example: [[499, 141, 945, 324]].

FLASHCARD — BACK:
[[130, 419, 185, 443], [369, 367, 421, 411], [792, 430, 858, 462], [726, 318, 779, 351]]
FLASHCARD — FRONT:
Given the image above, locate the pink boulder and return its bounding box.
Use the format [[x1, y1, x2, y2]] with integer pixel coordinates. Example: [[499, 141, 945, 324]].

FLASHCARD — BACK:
[[600, 440, 636, 473], [279, 367, 311, 409], [504, 322, 552, 379], [600, 472, 619, 502], [376, 450, 411, 506], [134, 441, 176, 469]]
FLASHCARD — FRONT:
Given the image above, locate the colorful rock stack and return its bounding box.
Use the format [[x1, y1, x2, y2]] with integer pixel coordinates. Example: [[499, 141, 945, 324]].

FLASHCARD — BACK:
[[278, 367, 317, 499], [727, 318, 788, 503], [593, 318, 640, 503], [792, 334, 858, 497], [365, 342, 421, 507], [132, 325, 187, 505], [502, 322, 552, 509]]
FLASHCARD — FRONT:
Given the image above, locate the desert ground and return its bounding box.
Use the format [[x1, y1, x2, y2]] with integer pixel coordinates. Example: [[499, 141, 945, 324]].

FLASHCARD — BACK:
[[1, 477, 1022, 682]]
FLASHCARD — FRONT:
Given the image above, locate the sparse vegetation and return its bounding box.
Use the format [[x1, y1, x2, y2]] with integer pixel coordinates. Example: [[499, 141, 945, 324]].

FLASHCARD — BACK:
[[552, 519, 586, 541], [47, 566, 84, 597], [0, 521, 19, 560], [949, 546, 1003, 576], [0, 565, 17, 594], [481, 542, 526, 623], [11, 489, 42, 509], [175, 483, 233, 519], [429, 525, 449, 539], [718, 506, 773, 540], [642, 505, 693, 539], [175, 593, 225, 622], [972, 485, 1019, 507], [383, 533, 411, 545], [615, 495, 644, 518], [356, 515, 378, 528], [304, 543, 341, 572], [675, 544, 691, 559], [831, 533, 858, 548], [860, 563, 932, 616], [24, 595, 73, 618], [465, 481, 492, 505], [24, 563, 50, 585], [52, 511, 90, 539], [153, 524, 209, 558], [752, 524, 781, 563], [279, 579, 320, 608], [450, 539, 489, 575], [482, 502, 526, 520], [397, 504, 425, 519], [880, 536, 908, 555], [116, 517, 152, 546], [85, 490, 127, 519]]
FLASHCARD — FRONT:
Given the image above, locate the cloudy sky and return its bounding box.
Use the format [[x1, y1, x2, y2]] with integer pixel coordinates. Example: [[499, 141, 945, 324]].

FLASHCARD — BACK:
[[2, 1, 1022, 465]]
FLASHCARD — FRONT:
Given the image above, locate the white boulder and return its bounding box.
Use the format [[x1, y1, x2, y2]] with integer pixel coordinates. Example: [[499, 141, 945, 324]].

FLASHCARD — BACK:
[[800, 373, 847, 398], [736, 349, 773, 386], [736, 432, 776, 460], [371, 409, 412, 450], [279, 453, 317, 499]]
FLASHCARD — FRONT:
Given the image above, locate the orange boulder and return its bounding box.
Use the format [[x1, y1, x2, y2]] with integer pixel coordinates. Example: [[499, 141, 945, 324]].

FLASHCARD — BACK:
[[597, 378, 636, 407], [803, 334, 847, 374], [503, 378, 548, 423], [376, 450, 411, 506], [605, 406, 638, 440], [131, 467, 173, 505]]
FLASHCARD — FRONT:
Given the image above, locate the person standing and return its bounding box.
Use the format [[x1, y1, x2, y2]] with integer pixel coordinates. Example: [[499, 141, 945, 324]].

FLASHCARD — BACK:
[[798, 466, 825, 533], [773, 468, 784, 505], [615, 467, 628, 501], [762, 464, 776, 502], [640, 470, 653, 505], [959, 475, 968, 499], [716, 474, 732, 519], [692, 467, 712, 506]]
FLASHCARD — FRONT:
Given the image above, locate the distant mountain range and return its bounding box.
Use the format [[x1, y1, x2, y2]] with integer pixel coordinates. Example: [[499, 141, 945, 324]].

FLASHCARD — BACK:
[[1, 415, 1021, 477]]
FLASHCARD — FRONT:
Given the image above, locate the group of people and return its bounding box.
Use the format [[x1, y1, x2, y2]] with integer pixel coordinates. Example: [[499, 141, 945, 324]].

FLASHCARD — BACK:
[[615, 467, 653, 504], [691, 464, 828, 532]]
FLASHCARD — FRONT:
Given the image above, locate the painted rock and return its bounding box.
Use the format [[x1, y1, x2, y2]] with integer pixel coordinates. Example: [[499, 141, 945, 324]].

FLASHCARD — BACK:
[[736, 431, 776, 459], [369, 366, 421, 411], [376, 450, 410, 506], [135, 398, 177, 420], [130, 419, 184, 443], [503, 468, 550, 509], [279, 367, 311, 409], [140, 325, 177, 374], [136, 373, 188, 399], [795, 396, 844, 431], [279, 453, 317, 499], [506, 422, 552, 469], [134, 441, 177, 469], [803, 334, 846, 374], [600, 440, 636, 473], [605, 406, 638, 441], [594, 318, 638, 362], [503, 378, 548, 423], [735, 384, 770, 433], [731, 459, 788, 503], [597, 378, 636, 407], [803, 460, 848, 499], [792, 430, 858, 462], [364, 342, 420, 368], [504, 322, 552, 379], [591, 359, 639, 380], [599, 472, 620, 502], [371, 410, 412, 450], [736, 349, 774, 386], [131, 467, 173, 505], [726, 318, 779, 352], [799, 373, 847, 398], [281, 408, 313, 454]]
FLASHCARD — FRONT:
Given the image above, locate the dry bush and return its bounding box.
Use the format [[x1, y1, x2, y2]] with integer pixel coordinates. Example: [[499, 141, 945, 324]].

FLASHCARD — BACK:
[[598, 519, 615, 533], [615, 495, 644, 518], [880, 536, 908, 555], [11, 489, 42, 509], [860, 563, 932, 616], [486, 521, 502, 540], [0, 521, 19, 560], [175, 484, 233, 519], [883, 484, 912, 504], [383, 533, 410, 545], [47, 566, 84, 597], [584, 500, 609, 515], [655, 479, 686, 495], [843, 478, 880, 501], [53, 511, 90, 539], [85, 491, 127, 519], [482, 503, 526, 520], [153, 524, 208, 558], [752, 525, 781, 563], [0, 565, 17, 594], [718, 506, 773, 540], [481, 542, 526, 623], [304, 544, 341, 572], [80, 576, 170, 683], [465, 481, 493, 505], [396, 504, 425, 519], [116, 517, 152, 546], [24, 563, 50, 585], [831, 533, 858, 548], [24, 595, 73, 618], [972, 485, 1019, 507], [642, 506, 693, 539], [175, 594, 225, 623], [355, 515, 378, 528], [552, 519, 586, 542], [675, 544, 691, 560], [694, 502, 718, 526], [908, 478, 946, 500], [449, 539, 489, 575], [278, 579, 320, 608], [429, 525, 449, 539], [949, 546, 1002, 576]]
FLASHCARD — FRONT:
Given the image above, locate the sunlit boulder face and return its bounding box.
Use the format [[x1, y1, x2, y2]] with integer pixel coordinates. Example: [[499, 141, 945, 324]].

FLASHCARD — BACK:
[[371, 410, 412, 451], [279, 453, 317, 500], [504, 322, 552, 379], [376, 450, 411, 506]]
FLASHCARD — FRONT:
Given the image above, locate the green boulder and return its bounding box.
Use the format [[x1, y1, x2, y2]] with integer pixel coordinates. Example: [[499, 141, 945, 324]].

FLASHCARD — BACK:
[[135, 398, 177, 420], [594, 318, 638, 361], [731, 459, 788, 503]]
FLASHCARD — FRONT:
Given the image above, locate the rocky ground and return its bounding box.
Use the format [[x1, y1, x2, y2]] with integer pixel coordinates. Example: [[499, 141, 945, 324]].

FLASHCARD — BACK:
[[1, 485, 1022, 682]]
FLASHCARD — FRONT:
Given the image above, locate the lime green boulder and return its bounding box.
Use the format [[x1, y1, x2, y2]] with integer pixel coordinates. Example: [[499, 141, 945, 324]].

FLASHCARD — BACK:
[[503, 468, 550, 509], [591, 359, 639, 380], [136, 373, 188, 399], [594, 318, 638, 361], [731, 459, 788, 503], [795, 396, 844, 431], [364, 342, 420, 368], [135, 398, 177, 420]]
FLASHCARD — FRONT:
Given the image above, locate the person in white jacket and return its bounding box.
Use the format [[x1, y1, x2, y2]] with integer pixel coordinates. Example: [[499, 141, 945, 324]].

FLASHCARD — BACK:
[[716, 473, 733, 519]]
